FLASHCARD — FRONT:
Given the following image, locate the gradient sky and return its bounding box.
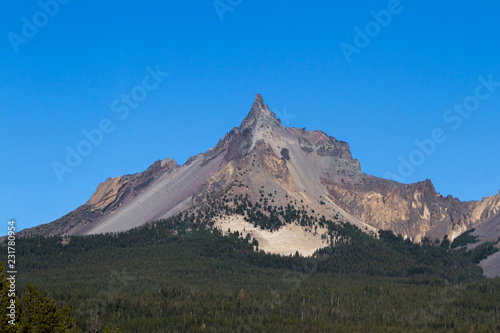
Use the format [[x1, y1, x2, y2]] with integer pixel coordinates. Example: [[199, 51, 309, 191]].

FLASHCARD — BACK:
[[2, 1, 500, 234]]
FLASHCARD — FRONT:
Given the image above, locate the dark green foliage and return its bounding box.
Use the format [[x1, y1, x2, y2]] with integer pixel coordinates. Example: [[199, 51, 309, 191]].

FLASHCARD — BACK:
[[6, 196, 500, 332], [451, 228, 479, 248], [440, 234, 451, 250], [0, 262, 82, 332], [0, 262, 19, 333], [19, 283, 79, 333]]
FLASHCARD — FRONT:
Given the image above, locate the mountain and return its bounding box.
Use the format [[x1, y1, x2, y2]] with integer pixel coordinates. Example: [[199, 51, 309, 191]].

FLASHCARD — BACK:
[[21, 94, 500, 251], [467, 212, 500, 277]]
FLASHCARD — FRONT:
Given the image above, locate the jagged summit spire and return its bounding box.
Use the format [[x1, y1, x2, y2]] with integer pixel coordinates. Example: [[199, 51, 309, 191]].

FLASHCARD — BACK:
[[252, 93, 266, 110], [240, 94, 280, 130]]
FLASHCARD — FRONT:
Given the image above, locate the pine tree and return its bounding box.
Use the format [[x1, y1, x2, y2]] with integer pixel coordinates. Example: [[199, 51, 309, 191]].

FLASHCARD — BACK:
[[18, 283, 79, 333], [1, 261, 121, 332]]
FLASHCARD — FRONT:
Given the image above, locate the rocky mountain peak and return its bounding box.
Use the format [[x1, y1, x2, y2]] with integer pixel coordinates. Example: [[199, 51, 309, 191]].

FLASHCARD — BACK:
[[18, 94, 500, 255], [240, 94, 281, 130]]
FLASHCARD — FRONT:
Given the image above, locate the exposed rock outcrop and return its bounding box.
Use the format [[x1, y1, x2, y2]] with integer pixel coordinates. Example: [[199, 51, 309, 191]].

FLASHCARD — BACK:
[[19, 94, 500, 245]]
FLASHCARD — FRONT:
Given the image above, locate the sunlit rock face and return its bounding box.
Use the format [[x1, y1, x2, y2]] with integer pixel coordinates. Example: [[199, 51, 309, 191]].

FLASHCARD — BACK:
[[20, 95, 500, 244]]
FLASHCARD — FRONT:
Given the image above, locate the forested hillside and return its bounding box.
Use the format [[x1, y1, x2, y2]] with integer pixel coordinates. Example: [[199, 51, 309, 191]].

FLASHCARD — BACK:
[[6, 201, 500, 332]]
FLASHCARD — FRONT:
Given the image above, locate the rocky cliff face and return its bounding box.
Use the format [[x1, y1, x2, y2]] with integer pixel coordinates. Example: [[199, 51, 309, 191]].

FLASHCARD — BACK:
[[20, 94, 500, 242], [323, 177, 500, 241], [19, 158, 178, 237], [87, 158, 178, 214]]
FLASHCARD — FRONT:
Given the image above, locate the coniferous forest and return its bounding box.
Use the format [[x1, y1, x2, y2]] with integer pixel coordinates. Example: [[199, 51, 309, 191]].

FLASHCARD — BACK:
[[2, 195, 500, 332]]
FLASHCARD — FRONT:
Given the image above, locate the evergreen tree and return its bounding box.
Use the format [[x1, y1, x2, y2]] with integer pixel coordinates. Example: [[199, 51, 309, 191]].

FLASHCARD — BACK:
[[1, 262, 121, 332], [18, 283, 79, 333]]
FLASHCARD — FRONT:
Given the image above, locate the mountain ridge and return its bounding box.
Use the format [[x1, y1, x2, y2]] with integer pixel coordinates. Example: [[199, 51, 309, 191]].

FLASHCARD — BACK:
[[19, 95, 500, 249]]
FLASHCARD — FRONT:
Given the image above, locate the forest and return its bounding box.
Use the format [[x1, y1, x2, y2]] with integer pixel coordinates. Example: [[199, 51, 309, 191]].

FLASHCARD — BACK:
[[2, 194, 500, 332]]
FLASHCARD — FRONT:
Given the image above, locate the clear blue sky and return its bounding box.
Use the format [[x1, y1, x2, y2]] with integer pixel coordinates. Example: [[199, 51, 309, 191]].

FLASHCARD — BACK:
[[2, 1, 500, 234]]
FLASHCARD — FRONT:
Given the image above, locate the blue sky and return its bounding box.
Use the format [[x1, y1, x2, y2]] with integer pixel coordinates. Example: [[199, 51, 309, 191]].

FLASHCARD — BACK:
[[2, 0, 500, 234]]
